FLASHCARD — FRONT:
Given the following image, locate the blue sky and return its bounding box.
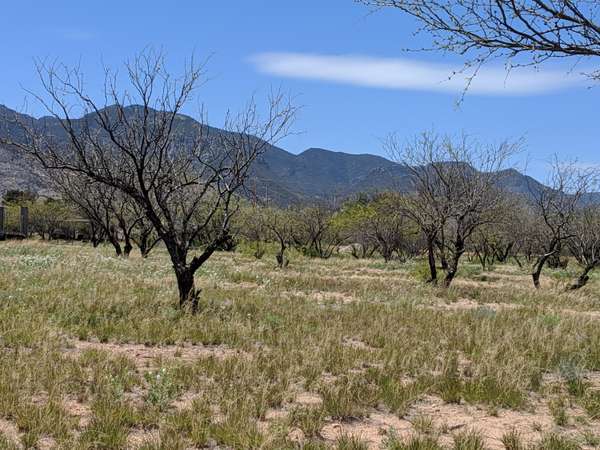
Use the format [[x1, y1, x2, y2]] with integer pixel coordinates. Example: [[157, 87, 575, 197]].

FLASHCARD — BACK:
[[1, 1, 598, 180]]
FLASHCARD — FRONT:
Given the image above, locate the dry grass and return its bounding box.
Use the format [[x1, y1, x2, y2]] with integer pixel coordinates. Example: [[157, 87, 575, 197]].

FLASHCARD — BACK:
[[2, 241, 600, 449]]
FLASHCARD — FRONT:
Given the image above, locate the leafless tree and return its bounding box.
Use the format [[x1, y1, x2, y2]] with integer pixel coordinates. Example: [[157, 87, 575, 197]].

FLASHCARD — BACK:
[[359, 1, 600, 82], [128, 200, 161, 258], [292, 206, 347, 259], [469, 194, 528, 269], [387, 131, 518, 287], [365, 193, 414, 262], [386, 135, 450, 283], [52, 173, 128, 256], [529, 159, 597, 288], [566, 206, 600, 289], [2, 50, 297, 311], [470, 227, 497, 270], [265, 206, 295, 268]]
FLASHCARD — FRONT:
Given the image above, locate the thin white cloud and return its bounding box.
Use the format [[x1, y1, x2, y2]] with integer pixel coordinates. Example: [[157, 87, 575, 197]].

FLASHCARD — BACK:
[[250, 52, 582, 95]]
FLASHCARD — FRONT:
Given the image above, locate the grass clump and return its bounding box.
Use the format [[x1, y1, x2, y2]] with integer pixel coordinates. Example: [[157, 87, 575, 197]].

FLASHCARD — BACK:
[[385, 433, 444, 450], [320, 375, 378, 420], [453, 430, 487, 450], [535, 433, 580, 450], [502, 429, 525, 450], [288, 406, 326, 437], [336, 434, 370, 450], [436, 353, 462, 404]]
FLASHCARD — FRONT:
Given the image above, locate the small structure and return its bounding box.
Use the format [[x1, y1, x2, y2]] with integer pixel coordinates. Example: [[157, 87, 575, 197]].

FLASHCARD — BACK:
[[0, 205, 29, 240]]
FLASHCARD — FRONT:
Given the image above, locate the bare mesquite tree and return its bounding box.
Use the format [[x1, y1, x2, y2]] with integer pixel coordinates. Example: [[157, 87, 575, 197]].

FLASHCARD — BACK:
[[529, 160, 596, 288], [3, 50, 297, 310], [125, 197, 161, 258], [53, 173, 129, 256], [363, 193, 414, 262], [387, 131, 518, 287], [359, 1, 600, 81], [292, 206, 347, 259], [56, 171, 157, 257], [567, 206, 600, 290], [265, 207, 295, 268], [470, 195, 529, 269]]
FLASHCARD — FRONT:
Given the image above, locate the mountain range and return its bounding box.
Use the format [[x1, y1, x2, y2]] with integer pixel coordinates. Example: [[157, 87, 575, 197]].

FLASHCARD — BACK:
[[0, 104, 582, 206]]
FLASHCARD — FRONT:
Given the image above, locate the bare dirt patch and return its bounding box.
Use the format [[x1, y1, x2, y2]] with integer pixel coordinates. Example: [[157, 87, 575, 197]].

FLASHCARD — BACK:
[[317, 393, 600, 450], [36, 436, 57, 450], [310, 291, 356, 304], [216, 281, 260, 291], [295, 391, 323, 406], [559, 308, 600, 321], [342, 337, 378, 351], [126, 428, 160, 449], [171, 391, 201, 411], [407, 395, 556, 450], [0, 418, 21, 448], [427, 298, 524, 313], [320, 412, 413, 448], [63, 397, 93, 428], [64, 340, 244, 370]]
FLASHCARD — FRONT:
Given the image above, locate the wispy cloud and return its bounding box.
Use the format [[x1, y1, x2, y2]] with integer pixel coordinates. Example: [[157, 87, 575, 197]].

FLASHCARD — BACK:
[[250, 52, 582, 95]]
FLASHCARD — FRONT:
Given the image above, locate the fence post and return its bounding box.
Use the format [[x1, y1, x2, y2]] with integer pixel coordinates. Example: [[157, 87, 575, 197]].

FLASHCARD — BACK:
[[20, 206, 29, 237], [0, 206, 4, 240]]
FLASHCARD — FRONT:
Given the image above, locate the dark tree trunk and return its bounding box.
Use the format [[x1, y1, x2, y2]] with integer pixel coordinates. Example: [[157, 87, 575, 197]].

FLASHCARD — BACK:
[[547, 242, 564, 269], [569, 262, 598, 290], [89, 222, 103, 248], [439, 251, 449, 271], [135, 229, 159, 258], [381, 243, 392, 262], [426, 238, 437, 284], [276, 238, 288, 268], [443, 240, 465, 288], [495, 242, 513, 263], [166, 237, 219, 313], [109, 237, 122, 257], [175, 267, 200, 312], [443, 269, 456, 287], [435, 234, 448, 270], [474, 247, 487, 270], [531, 239, 561, 289], [532, 254, 551, 289], [513, 255, 523, 268], [139, 236, 149, 258], [123, 237, 133, 258]]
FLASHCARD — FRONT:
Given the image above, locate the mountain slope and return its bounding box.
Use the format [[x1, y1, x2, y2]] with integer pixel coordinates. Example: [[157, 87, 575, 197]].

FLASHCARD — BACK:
[[0, 104, 587, 206]]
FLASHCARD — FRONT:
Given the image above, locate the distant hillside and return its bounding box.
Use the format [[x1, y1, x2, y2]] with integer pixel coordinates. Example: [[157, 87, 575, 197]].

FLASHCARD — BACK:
[[1, 104, 596, 205]]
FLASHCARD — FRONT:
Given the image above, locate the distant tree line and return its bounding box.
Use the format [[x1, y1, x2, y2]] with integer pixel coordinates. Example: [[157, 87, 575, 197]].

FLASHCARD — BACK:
[[236, 133, 600, 292], [4, 130, 600, 297]]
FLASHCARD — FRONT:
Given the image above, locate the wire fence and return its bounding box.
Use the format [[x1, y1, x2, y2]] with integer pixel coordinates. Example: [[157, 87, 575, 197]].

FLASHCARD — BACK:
[[0, 205, 90, 241]]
